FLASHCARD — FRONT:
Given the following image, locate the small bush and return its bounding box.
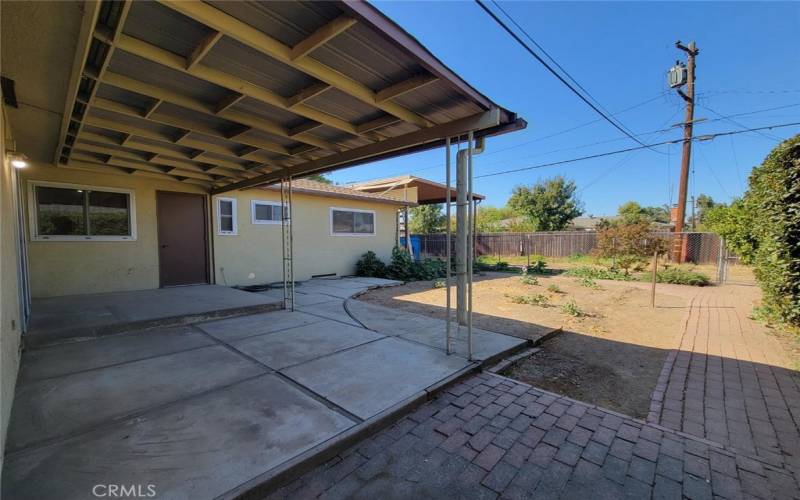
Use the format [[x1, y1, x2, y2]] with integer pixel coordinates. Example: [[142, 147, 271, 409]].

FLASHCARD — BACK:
[[565, 266, 635, 281], [547, 284, 563, 294], [561, 299, 585, 317], [507, 293, 550, 306], [355, 251, 386, 278], [524, 256, 547, 274], [520, 275, 539, 286], [432, 279, 446, 289], [415, 258, 447, 281], [651, 267, 711, 287], [577, 277, 601, 289], [385, 246, 415, 281]]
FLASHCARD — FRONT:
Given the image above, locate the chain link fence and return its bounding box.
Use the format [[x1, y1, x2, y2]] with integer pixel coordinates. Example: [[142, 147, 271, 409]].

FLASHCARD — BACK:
[[406, 231, 756, 285]]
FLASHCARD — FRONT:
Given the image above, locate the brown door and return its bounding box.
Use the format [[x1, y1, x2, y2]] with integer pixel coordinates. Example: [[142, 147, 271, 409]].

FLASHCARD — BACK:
[[157, 191, 209, 287]]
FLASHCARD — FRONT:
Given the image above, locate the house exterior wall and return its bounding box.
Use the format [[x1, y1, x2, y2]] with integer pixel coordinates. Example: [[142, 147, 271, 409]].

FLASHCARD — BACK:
[[212, 188, 399, 286], [20, 163, 208, 298], [1, 108, 24, 465]]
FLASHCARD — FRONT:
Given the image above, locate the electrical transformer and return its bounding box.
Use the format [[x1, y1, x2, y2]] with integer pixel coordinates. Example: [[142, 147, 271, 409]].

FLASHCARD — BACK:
[[668, 63, 688, 88]]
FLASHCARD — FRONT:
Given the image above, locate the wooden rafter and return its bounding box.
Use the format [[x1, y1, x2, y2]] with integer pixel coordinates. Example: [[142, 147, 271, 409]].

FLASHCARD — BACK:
[[187, 30, 222, 70], [115, 34, 373, 140], [159, 1, 434, 128], [356, 115, 401, 134], [287, 82, 331, 108], [289, 121, 324, 137], [214, 92, 245, 114], [290, 16, 356, 60], [100, 71, 340, 154], [375, 75, 438, 104]]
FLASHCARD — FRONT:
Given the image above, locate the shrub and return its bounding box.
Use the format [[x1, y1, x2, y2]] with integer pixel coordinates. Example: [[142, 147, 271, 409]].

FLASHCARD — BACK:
[[595, 222, 668, 274], [520, 275, 539, 286], [577, 277, 601, 289], [650, 267, 711, 287], [386, 246, 415, 281], [415, 258, 447, 281], [561, 299, 585, 317], [355, 251, 386, 278], [432, 279, 446, 289], [565, 266, 635, 281], [524, 256, 547, 275], [507, 293, 550, 306], [547, 284, 563, 294]]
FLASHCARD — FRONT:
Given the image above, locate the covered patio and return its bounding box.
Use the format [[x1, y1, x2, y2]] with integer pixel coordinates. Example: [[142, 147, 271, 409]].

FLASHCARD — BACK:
[[3, 278, 527, 499]]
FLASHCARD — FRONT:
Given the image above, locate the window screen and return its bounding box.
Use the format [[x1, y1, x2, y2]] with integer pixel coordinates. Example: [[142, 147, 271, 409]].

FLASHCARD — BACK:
[[252, 202, 286, 223], [218, 199, 235, 233], [331, 209, 375, 235], [35, 186, 132, 238]]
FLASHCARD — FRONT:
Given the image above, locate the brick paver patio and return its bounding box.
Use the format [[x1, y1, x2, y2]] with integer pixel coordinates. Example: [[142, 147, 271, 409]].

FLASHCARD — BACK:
[[649, 285, 800, 471], [267, 372, 799, 499]]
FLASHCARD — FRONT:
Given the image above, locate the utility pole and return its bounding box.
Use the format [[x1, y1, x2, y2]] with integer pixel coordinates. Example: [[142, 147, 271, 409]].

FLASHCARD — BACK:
[[669, 40, 699, 262]]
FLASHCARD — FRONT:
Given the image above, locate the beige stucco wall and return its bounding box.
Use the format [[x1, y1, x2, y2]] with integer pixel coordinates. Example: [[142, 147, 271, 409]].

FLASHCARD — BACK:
[[21, 163, 208, 298], [213, 188, 399, 286], [1, 109, 23, 465]]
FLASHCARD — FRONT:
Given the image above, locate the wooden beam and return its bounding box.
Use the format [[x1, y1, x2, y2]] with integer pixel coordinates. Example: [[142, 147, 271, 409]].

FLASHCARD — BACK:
[[215, 92, 245, 114], [288, 121, 324, 137], [144, 99, 162, 118], [224, 124, 251, 140], [100, 70, 340, 154], [375, 74, 438, 104], [287, 82, 330, 108], [356, 115, 401, 134], [159, 1, 433, 128], [116, 34, 367, 139], [290, 16, 356, 60], [187, 30, 222, 70], [214, 109, 500, 194]]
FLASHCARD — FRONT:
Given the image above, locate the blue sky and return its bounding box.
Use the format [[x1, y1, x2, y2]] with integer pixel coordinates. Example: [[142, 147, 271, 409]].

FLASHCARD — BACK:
[[328, 1, 800, 216]]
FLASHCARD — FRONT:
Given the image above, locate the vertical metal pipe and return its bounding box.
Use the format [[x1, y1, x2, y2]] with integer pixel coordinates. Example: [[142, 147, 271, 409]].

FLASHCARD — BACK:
[[288, 175, 295, 311], [445, 137, 452, 355], [467, 130, 474, 361], [280, 177, 287, 310], [456, 142, 467, 326]]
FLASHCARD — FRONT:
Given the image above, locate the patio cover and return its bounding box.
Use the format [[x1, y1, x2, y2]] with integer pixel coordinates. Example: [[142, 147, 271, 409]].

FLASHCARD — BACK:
[[350, 175, 485, 204], [4, 0, 525, 193]]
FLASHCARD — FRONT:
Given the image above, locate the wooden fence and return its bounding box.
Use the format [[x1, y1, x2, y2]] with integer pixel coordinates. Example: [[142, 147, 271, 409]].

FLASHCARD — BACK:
[[410, 231, 722, 265]]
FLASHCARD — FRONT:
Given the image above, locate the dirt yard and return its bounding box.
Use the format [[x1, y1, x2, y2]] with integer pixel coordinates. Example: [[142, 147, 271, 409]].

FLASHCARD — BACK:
[[358, 272, 703, 418]]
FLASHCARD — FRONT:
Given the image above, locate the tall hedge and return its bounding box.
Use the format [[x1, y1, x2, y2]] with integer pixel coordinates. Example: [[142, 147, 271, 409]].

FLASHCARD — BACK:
[[746, 135, 800, 326]]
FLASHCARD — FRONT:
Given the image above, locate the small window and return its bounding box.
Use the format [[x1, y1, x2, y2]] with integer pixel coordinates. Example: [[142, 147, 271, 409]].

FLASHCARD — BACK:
[[216, 198, 237, 235], [251, 200, 287, 224], [330, 208, 376, 236], [31, 183, 135, 240]]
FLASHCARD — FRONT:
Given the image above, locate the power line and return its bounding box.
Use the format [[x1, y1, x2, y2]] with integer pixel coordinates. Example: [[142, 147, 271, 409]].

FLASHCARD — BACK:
[[474, 121, 800, 179], [699, 103, 783, 142], [475, 0, 659, 152]]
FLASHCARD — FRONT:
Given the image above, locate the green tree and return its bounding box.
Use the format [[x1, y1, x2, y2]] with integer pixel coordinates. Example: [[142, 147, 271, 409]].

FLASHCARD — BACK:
[[507, 176, 583, 231], [705, 199, 756, 263], [304, 173, 333, 184], [475, 206, 514, 232], [408, 204, 446, 234], [617, 201, 670, 225], [693, 193, 716, 227]]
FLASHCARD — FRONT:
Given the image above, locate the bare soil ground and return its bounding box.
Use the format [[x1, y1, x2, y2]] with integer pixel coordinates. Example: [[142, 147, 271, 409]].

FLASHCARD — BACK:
[[358, 272, 693, 418]]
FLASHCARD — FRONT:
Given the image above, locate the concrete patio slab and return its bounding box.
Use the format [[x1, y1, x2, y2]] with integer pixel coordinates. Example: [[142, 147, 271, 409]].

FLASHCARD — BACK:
[[6, 345, 264, 452], [17, 325, 214, 383], [231, 319, 384, 370], [2, 374, 355, 500], [27, 285, 281, 347], [195, 309, 324, 342], [341, 277, 403, 287], [297, 299, 362, 327], [282, 337, 470, 420], [296, 282, 369, 299], [346, 299, 528, 361]]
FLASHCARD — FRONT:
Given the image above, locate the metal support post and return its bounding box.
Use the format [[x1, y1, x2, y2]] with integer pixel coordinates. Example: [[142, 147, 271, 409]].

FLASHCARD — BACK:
[[280, 175, 295, 311], [445, 137, 452, 355], [467, 130, 474, 361]]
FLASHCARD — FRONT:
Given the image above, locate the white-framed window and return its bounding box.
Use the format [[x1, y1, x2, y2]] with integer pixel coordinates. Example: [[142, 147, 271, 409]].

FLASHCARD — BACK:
[[330, 207, 376, 236], [216, 197, 237, 235], [28, 181, 137, 241], [251, 200, 287, 225]]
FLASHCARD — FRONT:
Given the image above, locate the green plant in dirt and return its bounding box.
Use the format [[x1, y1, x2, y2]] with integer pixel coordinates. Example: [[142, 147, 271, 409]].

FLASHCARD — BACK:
[[520, 275, 539, 286], [432, 279, 446, 289], [415, 258, 447, 281], [567, 253, 586, 263], [577, 277, 601, 289], [385, 246, 415, 281], [565, 266, 635, 281], [561, 299, 585, 317], [355, 251, 386, 278], [506, 293, 550, 306], [648, 267, 711, 287], [547, 284, 563, 294], [524, 256, 547, 275], [594, 222, 669, 275]]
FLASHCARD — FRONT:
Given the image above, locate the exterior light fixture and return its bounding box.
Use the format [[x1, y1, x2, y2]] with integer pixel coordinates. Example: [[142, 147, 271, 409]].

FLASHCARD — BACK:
[[7, 152, 29, 168]]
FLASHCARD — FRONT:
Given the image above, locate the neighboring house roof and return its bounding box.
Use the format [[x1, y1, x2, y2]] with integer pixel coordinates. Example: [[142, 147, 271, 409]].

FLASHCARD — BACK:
[[257, 179, 415, 206], [568, 216, 615, 230], [349, 175, 485, 204]]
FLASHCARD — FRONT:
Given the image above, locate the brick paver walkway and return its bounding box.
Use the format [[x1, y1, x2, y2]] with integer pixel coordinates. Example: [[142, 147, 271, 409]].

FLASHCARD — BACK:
[[267, 372, 799, 499], [649, 286, 800, 471]]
